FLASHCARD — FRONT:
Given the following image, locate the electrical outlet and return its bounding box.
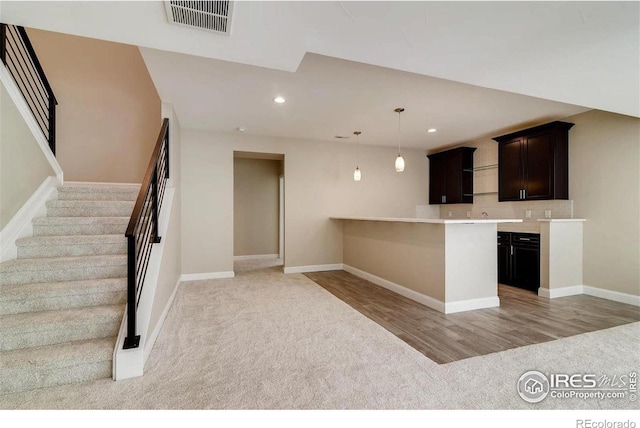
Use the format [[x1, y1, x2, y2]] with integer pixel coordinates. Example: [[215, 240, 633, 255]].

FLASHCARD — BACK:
[[466, 211, 471, 218], [525, 210, 532, 219], [448, 211, 453, 218], [545, 210, 552, 219]]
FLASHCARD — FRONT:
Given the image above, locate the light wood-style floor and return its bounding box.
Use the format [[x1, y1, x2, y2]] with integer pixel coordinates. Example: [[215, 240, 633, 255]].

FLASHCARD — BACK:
[[305, 270, 640, 364]]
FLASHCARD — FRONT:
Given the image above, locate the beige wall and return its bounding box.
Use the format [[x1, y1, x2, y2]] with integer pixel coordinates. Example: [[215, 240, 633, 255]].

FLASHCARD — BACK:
[[234, 157, 280, 256], [26, 28, 161, 183], [0, 81, 55, 229], [181, 130, 429, 275], [343, 220, 445, 301], [567, 110, 640, 296]]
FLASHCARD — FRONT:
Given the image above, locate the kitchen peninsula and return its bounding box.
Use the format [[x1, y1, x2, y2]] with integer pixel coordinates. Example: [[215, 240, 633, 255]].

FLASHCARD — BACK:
[[331, 217, 522, 314]]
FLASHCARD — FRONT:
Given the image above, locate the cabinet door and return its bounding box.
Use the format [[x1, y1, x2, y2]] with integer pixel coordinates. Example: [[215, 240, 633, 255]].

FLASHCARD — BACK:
[[497, 242, 512, 285], [512, 245, 540, 291], [444, 151, 462, 203], [498, 138, 524, 201], [428, 155, 446, 204], [524, 132, 554, 200]]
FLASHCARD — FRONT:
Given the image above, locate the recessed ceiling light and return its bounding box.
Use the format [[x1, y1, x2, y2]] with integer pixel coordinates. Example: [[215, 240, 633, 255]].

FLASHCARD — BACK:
[[428, 128, 437, 133], [236, 127, 246, 132], [273, 96, 286, 104], [334, 135, 350, 139]]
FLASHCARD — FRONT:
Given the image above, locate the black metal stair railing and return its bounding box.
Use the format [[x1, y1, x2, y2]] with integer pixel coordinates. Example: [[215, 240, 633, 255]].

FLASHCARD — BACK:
[[0, 23, 57, 155], [123, 118, 170, 349]]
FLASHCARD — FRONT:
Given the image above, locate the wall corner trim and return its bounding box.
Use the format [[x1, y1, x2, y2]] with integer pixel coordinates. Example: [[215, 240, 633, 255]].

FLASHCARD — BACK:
[[538, 285, 584, 299], [283, 264, 344, 274], [583, 286, 640, 307], [343, 264, 446, 313], [538, 285, 639, 307], [233, 254, 278, 261], [0, 175, 59, 262], [179, 271, 235, 282], [444, 296, 500, 314]]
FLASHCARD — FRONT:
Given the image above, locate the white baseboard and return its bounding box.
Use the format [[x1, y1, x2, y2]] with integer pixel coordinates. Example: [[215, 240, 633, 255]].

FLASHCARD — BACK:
[[0, 65, 63, 182], [0, 176, 59, 262], [583, 286, 640, 307], [180, 271, 235, 282], [538, 285, 584, 299], [144, 279, 181, 364], [233, 254, 278, 261], [284, 264, 344, 274], [538, 284, 639, 307], [343, 264, 446, 313], [445, 296, 500, 314]]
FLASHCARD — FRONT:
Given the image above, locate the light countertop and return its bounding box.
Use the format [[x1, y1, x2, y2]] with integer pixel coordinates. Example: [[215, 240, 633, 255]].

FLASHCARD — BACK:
[[331, 216, 523, 224], [537, 219, 586, 222]]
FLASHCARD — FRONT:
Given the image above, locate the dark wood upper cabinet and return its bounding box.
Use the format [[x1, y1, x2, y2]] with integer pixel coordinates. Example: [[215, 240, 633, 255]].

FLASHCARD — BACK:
[[427, 147, 476, 204], [494, 121, 574, 202]]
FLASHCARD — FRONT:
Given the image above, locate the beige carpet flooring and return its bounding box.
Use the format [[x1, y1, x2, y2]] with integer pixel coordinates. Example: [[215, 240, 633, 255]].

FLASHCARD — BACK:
[[1, 261, 638, 409]]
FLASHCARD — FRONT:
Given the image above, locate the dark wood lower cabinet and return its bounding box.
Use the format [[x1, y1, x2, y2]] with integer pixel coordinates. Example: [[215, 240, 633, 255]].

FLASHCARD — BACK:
[[497, 232, 540, 292]]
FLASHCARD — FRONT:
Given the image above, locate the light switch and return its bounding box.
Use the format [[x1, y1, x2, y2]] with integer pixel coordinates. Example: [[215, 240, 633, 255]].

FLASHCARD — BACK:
[[448, 211, 453, 218], [545, 210, 552, 219], [525, 210, 532, 219], [466, 211, 471, 218]]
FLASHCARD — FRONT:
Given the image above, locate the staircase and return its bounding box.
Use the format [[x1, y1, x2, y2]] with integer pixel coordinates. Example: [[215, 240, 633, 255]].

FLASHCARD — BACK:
[[0, 182, 139, 395]]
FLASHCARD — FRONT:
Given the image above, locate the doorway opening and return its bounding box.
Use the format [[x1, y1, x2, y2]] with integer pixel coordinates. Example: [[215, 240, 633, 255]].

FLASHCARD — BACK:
[[233, 151, 284, 274]]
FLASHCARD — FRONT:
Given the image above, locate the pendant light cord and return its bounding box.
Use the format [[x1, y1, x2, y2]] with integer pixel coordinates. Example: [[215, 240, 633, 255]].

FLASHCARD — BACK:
[[397, 109, 402, 154]]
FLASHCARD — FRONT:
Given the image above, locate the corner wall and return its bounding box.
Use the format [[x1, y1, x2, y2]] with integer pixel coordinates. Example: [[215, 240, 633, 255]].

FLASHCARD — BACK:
[[26, 28, 161, 183], [181, 130, 429, 275], [234, 157, 280, 257], [0, 80, 55, 229], [567, 110, 640, 296]]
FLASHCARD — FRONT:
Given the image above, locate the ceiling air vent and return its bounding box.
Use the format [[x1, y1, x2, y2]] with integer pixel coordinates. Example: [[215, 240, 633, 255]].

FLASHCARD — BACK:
[[165, 1, 234, 35]]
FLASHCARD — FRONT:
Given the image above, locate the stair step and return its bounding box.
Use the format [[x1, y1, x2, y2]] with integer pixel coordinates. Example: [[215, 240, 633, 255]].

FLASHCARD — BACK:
[[32, 216, 130, 236], [0, 255, 127, 286], [0, 304, 124, 351], [16, 234, 127, 258], [46, 200, 135, 218], [0, 337, 115, 395], [57, 183, 140, 201], [0, 278, 126, 315]]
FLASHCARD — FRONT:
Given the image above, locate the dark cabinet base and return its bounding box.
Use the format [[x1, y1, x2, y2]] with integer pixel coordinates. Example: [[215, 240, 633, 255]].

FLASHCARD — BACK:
[[497, 232, 540, 292]]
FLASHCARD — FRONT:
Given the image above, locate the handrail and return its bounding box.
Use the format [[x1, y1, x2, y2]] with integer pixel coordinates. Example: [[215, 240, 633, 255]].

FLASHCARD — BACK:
[[123, 118, 170, 349], [0, 23, 58, 155]]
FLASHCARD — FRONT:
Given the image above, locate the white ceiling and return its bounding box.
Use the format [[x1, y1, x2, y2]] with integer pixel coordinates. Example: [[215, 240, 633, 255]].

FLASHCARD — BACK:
[[141, 48, 588, 149], [1, 1, 637, 149]]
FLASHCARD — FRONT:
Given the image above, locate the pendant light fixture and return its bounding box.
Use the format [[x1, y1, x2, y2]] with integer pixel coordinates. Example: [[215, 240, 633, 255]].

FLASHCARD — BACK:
[[394, 108, 405, 172], [353, 131, 362, 182]]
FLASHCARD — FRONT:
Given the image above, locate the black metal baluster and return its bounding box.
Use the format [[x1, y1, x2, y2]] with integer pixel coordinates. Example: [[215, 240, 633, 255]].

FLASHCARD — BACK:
[[123, 236, 140, 349], [1, 24, 6, 65], [152, 165, 161, 243]]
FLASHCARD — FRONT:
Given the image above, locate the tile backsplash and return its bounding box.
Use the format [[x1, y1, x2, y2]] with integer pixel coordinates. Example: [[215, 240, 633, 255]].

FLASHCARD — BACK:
[[436, 138, 574, 230]]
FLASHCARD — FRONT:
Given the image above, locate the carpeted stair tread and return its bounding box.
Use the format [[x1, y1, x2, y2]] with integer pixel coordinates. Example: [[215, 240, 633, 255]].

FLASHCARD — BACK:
[[16, 234, 126, 247], [31, 216, 130, 236], [45, 200, 135, 217], [1, 337, 116, 370], [0, 278, 126, 315], [0, 304, 125, 334], [0, 304, 124, 351], [16, 235, 126, 258], [0, 338, 116, 395], [56, 183, 140, 201], [0, 255, 127, 286], [0, 254, 126, 273], [32, 216, 130, 226]]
